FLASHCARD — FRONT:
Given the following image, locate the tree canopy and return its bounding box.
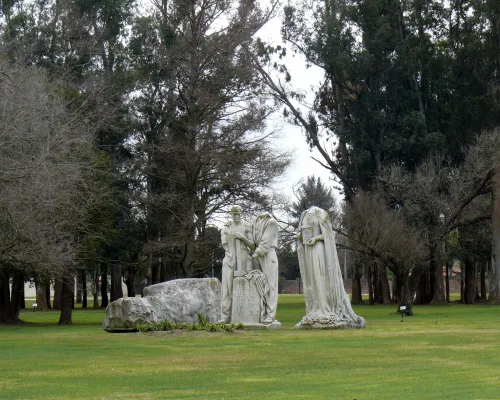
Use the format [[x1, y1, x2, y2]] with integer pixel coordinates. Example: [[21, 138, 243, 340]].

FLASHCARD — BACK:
[[1, 0, 500, 323]]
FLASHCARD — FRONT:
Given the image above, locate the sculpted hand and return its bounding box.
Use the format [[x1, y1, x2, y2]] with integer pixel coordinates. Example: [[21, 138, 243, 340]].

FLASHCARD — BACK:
[[307, 235, 324, 245], [234, 232, 246, 240]]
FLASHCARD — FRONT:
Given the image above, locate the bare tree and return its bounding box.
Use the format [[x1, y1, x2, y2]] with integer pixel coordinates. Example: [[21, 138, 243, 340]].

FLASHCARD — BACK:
[[336, 129, 500, 312], [372, 129, 500, 305], [342, 192, 428, 314], [491, 173, 500, 302], [0, 62, 95, 323]]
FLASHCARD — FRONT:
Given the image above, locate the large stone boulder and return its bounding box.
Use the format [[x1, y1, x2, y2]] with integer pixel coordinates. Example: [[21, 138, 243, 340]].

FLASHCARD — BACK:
[[103, 278, 221, 332]]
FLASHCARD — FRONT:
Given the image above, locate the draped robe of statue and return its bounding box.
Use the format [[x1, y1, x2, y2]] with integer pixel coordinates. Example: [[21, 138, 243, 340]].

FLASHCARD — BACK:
[[220, 220, 252, 322], [251, 213, 279, 322], [295, 206, 366, 329]]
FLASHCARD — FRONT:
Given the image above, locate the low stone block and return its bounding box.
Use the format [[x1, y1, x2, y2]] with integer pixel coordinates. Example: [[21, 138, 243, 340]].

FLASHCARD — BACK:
[[103, 278, 221, 332]]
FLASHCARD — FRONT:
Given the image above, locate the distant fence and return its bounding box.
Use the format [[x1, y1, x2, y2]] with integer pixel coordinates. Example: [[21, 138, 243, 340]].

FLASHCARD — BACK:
[[279, 278, 372, 295], [279, 278, 480, 295]]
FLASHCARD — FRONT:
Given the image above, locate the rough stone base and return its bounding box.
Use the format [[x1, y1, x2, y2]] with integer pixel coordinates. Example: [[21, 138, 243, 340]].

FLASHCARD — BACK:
[[236, 320, 281, 330], [295, 315, 366, 330], [103, 278, 221, 332]]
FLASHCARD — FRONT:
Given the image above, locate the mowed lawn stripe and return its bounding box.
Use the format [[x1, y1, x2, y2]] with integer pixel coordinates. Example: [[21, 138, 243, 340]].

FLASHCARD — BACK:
[[0, 295, 499, 399]]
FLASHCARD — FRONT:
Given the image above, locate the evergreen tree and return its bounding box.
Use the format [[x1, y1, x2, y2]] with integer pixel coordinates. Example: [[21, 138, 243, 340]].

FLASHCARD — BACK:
[[129, 0, 290, 280], [268, 0, 500, 304], [290, 175, 337, 222]]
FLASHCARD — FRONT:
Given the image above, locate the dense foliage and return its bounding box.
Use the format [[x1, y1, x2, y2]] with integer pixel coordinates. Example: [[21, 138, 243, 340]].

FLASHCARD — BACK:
[[1, 0, 499, 324]]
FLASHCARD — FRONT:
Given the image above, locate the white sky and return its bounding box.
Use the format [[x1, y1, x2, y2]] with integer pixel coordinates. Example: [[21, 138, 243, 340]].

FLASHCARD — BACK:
[[137, 0, 340, 206], [255, 10, 341, 204]]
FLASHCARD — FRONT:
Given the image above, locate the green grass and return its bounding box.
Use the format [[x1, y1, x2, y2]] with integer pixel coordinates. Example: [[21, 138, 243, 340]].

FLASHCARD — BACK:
[[1, 295, 499, 400]]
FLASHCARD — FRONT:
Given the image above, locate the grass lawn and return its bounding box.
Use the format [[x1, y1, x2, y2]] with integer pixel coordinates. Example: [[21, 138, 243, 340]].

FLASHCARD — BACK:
[[1, 295, 499, 400]]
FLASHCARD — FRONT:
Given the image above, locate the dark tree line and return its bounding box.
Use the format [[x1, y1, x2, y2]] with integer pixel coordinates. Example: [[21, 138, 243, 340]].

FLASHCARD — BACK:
[[0, 0, 289, 324], [1, 0, 499, 324], [259, 0, 500, 311]]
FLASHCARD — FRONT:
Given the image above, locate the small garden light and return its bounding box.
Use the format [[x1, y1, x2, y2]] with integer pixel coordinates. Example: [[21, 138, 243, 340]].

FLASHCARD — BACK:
[[399, 305, 406, 322]]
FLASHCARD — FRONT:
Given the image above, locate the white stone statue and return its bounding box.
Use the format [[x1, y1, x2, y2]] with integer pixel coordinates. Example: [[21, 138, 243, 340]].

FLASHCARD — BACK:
[[219, 205, 252, 323], [248, 212, 279, 323], [295, 206, 366, 329], [219, 207, 280, 328]]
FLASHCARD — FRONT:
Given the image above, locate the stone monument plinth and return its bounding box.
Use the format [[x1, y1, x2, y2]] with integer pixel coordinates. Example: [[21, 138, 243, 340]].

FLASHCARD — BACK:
[[231, 271, 281, 330]]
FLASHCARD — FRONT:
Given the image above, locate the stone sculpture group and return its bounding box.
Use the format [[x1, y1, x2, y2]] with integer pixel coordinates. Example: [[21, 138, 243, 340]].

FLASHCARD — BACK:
[[103, 204, 365, 331], [220, 206, 280, 329]]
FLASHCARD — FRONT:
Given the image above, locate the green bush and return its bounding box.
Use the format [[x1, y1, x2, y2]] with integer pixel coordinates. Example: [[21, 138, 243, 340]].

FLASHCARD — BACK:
[[136, 314, 244, 333], [197, 312, 209, 327]]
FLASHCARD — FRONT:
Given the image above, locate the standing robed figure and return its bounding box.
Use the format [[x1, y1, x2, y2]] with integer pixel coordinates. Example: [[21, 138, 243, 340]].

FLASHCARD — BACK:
[[295, 206, 365, 329]]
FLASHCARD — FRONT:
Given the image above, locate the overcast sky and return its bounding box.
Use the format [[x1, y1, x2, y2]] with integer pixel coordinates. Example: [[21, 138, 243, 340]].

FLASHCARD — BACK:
[[255, 10, 340, 204], [138, 0, 340, 206]]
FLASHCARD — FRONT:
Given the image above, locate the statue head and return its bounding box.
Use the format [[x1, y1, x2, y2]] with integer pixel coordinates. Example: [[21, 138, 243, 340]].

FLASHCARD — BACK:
[[230, 205, 243, 223]]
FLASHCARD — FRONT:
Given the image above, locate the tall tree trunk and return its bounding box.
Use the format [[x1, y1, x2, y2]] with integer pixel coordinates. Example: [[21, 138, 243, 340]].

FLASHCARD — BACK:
[[151, 260, 160, 284], [398, 274, 414, 316], [165, 258, 176, 281], [367, 265, 374, 305], [11, 272, 25, 320], [480, 261, 487, 300], [374, 267, 383, 303], [0, 266, 14, 322], [378, 263, 392, 304], [76, 271, 83, 304], [445, 262, 450, 303], [351, 264, 363, 304], [415, 268, 432, 304], [392, 274, 401, 304], [35, 283, 49, 310], [463, 257, 476, 304], [58, 274, 74, 325], [147, 251, 153, 286], [46, 284, 51, 309], [82, 270, 87, 309], [160, 258, 168, 282], [431, 245, 445, 303], [371, 262, 382, 304], [53, 279, 62, 310], [21, 285, 25, 309], [100, 263, 108, 308], [460, 263, 465, 303], [125, 267, 136, 298], [110, 263, 123, 302], [181, 236, 196, 278], [93, 265, 99, 309], [490, 176, 500, 303], [475, 261, 481, 301]]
